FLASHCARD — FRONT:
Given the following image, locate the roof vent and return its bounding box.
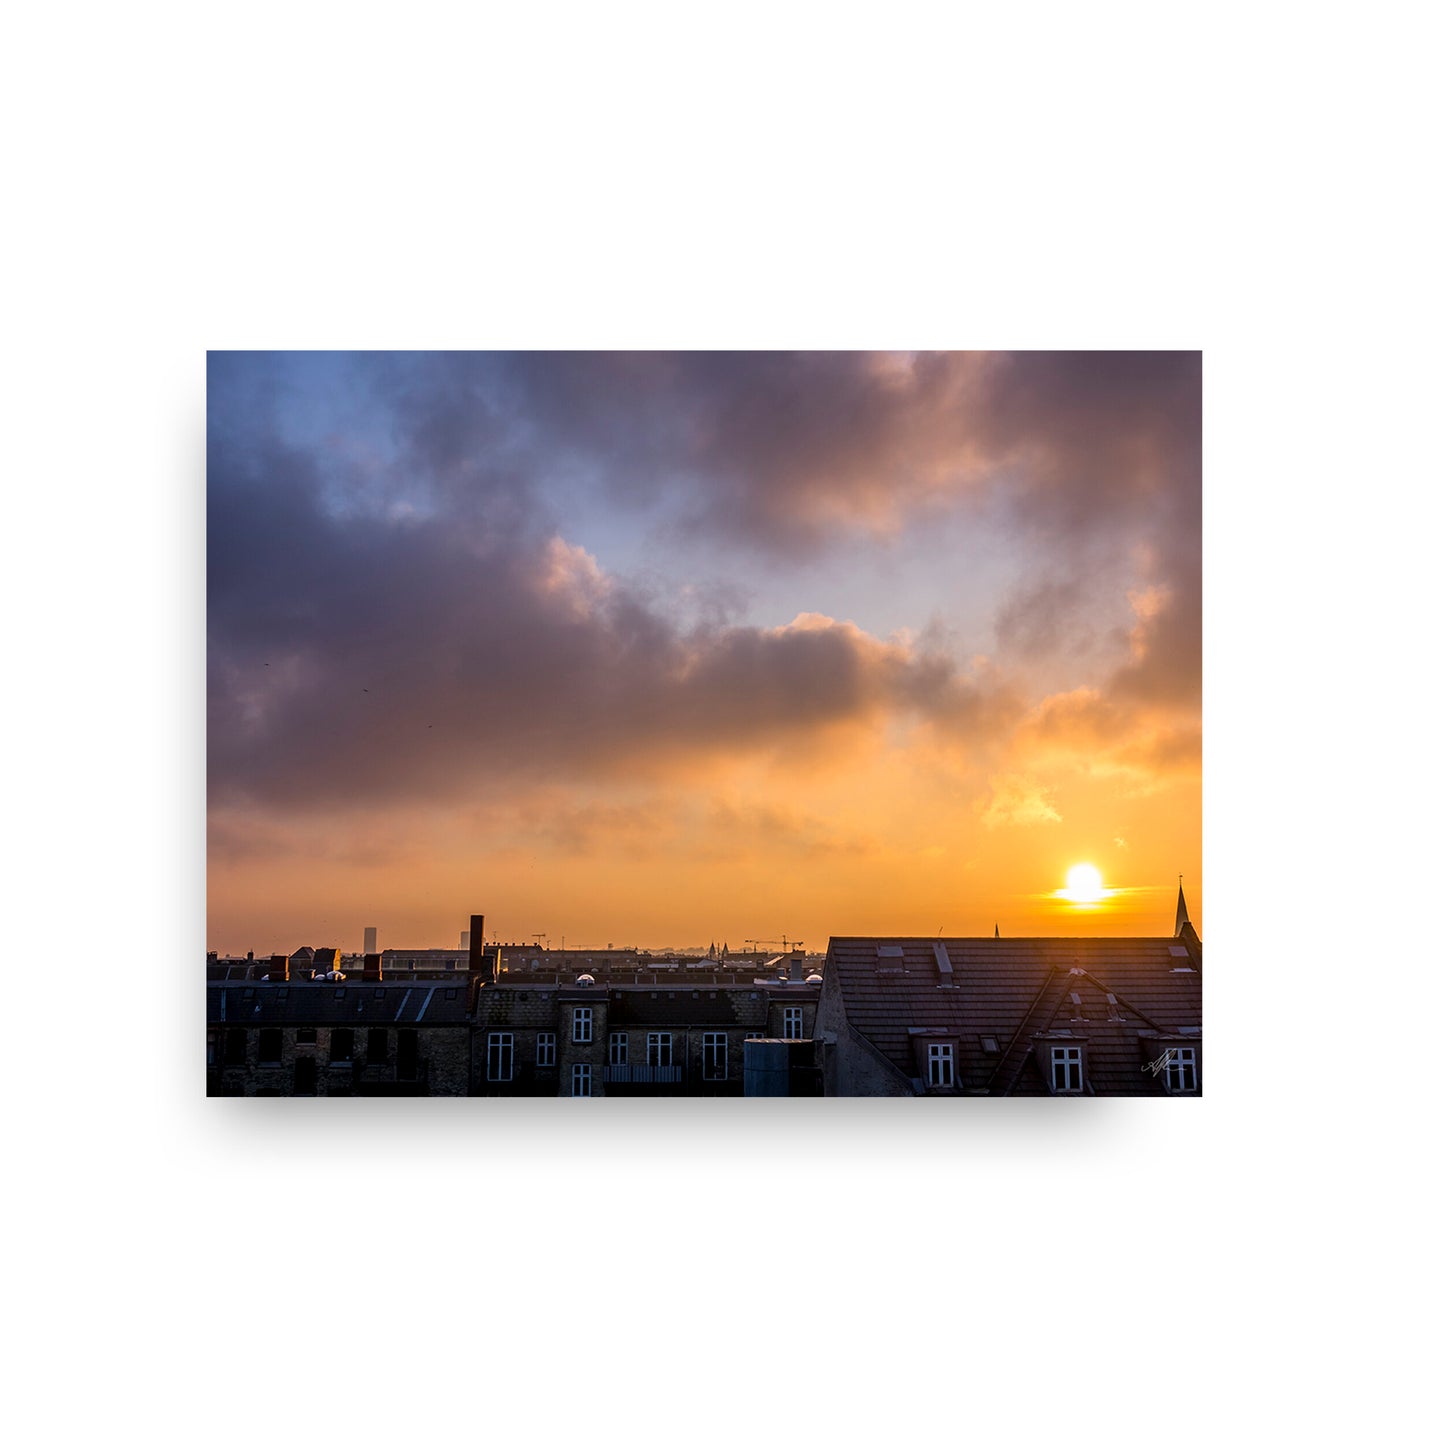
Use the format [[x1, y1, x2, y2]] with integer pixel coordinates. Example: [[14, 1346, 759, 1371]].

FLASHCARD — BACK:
[[932, 941, 954, 984], [876, 946, 905, 976]]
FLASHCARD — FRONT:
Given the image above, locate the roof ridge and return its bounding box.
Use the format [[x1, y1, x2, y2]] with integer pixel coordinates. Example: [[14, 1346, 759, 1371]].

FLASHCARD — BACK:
[[987, 965, 1074, 1095], [1070, 967, 1167, 1032]]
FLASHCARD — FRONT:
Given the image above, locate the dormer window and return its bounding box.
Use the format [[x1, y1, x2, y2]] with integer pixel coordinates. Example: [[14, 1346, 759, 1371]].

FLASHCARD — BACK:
[[1164, 1046, 1198, 1093], [1050, 1044, 1084, 1094], [926, 1042, 954, 1088]]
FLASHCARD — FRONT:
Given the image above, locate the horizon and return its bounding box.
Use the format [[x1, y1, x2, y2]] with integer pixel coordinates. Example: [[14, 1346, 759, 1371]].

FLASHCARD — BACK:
[[208, 352, 1201, 956]]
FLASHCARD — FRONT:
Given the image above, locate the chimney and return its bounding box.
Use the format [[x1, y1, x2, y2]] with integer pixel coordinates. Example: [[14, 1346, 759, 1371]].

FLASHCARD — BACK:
[[364, 926, 377, 955], [789, 957, 804, 983], [468, 917, 496, 983], [363, 952, 383, 981], [270, 953, 289, 983]]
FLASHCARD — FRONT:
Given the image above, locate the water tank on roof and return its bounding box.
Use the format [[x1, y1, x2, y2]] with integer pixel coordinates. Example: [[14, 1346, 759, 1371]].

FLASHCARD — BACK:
[[744, 1039, 790, 1096]]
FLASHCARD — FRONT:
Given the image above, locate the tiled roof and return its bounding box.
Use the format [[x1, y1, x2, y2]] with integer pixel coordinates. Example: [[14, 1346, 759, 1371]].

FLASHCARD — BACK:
[[473, 983, 775, 1029], [824, 936, 1201, 1094], [208, 981, 472, 1027], [608, 988, 770, 1029]]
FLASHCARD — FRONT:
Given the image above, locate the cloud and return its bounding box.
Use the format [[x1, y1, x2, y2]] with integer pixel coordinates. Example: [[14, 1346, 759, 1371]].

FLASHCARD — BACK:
[[207, 408, 989, 809], [979, 774, 1063, 829], [207, 353, 1200, 821]]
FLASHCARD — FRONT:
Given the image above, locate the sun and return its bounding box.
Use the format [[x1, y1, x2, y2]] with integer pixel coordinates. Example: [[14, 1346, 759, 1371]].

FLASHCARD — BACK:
[[1062, 862, 1106, 903]]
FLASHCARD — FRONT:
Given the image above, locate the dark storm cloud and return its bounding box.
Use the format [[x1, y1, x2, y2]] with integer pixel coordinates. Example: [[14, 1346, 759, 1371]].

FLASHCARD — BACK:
[[378, 352, 1200, 700], [207, 352, 1199, 809], [459, 351, 1201, 557], [207, 420, 983, 808]]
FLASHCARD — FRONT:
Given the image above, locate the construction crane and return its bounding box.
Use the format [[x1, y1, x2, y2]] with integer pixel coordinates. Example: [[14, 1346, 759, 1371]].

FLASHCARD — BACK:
[[744, 935, 802, 954]]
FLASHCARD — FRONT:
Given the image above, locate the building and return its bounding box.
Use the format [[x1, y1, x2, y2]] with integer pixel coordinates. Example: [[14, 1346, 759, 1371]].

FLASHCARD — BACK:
[[207, 947, 479, 1095], [473, 963, 823, 1097], [813, 888, 1202, 1096]]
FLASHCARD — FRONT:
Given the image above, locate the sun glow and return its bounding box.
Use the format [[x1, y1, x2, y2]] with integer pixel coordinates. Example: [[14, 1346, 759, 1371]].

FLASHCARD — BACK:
[[1061, 862, 1106, 904]]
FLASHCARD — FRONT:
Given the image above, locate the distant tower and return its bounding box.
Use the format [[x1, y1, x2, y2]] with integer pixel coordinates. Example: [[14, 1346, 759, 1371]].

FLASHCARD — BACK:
[[1175, 879, 1201, 948], [364, 926, 377, 955]]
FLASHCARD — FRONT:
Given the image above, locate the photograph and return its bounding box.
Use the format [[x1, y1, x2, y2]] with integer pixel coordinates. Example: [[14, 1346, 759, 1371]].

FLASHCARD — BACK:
[[207, 350, 1202, 1097]]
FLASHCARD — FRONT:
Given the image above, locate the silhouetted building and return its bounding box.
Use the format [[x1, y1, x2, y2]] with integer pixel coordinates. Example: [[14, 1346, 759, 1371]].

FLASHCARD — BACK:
[[207, 977, 475, 1096], [814, 891, 1202, 1096]]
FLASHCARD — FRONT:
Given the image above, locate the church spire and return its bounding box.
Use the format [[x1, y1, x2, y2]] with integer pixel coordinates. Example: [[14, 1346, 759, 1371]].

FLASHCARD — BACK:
[[994, 923, 1000, 939], [1175, 877, 1191, 937]]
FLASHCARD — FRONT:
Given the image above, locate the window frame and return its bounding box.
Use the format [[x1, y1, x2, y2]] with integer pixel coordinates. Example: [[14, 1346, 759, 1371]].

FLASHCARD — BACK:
[[570, 1062, 592, 1097], [572, 1006, 593, 1044], [1050, 1044, 1084, 1094], [927, 1041, 954, 1088], [536, 1032, 557, 1068], [702, 1031, 727, 1081], [782, 1005, 804, 1040], [1164, 1045, 1198, 1093], [608, 1030, 628, 1067], [486, 1031, 515, 1082], [646, 1032, 673, 1068]]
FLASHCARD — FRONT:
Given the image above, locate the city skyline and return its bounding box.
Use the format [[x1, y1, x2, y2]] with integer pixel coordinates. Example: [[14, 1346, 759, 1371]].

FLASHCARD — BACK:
[[208, 352, 1201, 955]]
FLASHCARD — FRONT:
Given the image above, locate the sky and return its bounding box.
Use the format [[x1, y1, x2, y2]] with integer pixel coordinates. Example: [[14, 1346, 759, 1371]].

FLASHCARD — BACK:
[[207, 351, 1201, 954]]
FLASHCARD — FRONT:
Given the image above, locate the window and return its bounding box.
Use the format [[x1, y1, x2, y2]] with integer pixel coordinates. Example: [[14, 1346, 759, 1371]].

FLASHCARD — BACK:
[[224, 1029, 247, 1065], [329, 1028, 354, 1064], [572, 1006, 593, 1044], [1051, 1045, 1084, 1093], [487, 1032, 514, 1082], [258, 1028, 282, 1064], [536, 1032, 557, 1067], [609, 1031, 628, 1066], [783, 1006, 803, 1040], [367, 1029, 388, 1064], [397, 1029, 418, 1081], [1165, 1046, 1198, 1093], [294, 1056, 318, 1094], [927, 1042, 954, 1088], [295, 1027, 317, 1046], [702, 1032, 727, 1081], [647, 1032, 673, 1068], [571, 1062, 592, 1096]]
